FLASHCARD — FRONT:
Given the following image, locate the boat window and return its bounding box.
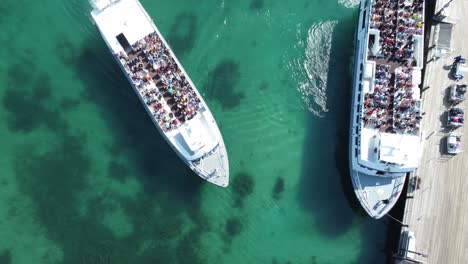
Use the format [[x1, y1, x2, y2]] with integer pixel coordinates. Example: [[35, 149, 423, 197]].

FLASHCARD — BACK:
[[116, 33, 132, 53], [362, 9, 367, 30], [376, 171, 385, 175], [369, 34, 375, 51]]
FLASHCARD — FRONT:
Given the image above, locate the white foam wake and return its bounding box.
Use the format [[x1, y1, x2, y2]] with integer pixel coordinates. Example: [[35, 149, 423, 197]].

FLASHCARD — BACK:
[[338, 0, 360, 8], [291, 21, 337, 117]]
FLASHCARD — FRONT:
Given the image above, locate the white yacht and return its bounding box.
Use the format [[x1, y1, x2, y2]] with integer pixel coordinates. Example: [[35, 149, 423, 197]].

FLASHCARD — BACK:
[[90, 0, 229, 187], [350, 0, 425, 218]]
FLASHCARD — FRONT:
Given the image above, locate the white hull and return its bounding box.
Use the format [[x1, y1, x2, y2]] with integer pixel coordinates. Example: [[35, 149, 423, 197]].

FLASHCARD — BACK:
[[349, 0, 425, 218], [350, 170, 406, 219], [91, 0, 229, 187]]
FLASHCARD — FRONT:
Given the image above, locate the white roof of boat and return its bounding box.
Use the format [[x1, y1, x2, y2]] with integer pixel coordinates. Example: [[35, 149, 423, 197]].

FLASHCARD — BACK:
[[179, 117, 206, 152], [364, 61, 374, 79], [379, 133, 420, 166], [362, 79, 371, 93], [91, 0, 154, 54], [170, 112, 218, 159]]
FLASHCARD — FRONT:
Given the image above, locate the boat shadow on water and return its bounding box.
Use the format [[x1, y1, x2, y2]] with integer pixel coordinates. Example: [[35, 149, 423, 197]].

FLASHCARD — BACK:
[[85, 36, 210, 196], [61, 37, 213, 263], [296, 15, 392, 264], [2, 32, 212, 263], [74, 39, 205, 199], [297, 15, 361, 237]]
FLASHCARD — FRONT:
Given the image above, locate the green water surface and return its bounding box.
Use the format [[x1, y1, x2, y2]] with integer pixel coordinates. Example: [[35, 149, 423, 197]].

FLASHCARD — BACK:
[[0, 0, 390, 263]]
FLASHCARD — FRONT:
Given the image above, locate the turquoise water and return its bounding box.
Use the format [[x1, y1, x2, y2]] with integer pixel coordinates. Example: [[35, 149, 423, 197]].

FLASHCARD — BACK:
[[0, 0, 390, 263]]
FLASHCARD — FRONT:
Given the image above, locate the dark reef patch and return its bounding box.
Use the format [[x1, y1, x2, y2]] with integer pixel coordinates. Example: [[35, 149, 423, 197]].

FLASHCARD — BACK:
[[0, 250, 11, 264], [175, 229, 206, 264], [231, 172, 255, 207], [0, 0, 14, 25], [225, 216, 243, 238], [205, 60, 244, 110], [14, 130, 208, 263], [259, 80, 269, 91], [103, 141, 125, 157], [79, 242, 114, 264], [0, 6, 6, 24], [121, 194, 185, 241], [2, 75, 68, 133], [55, 37, 77, 65], [167, 13, 197, 56], [32, 74, 52, 101], [2, 60, 71, 133], [14, 133, 91, 242], [107, 160, 129, 182], [249, 0, 264, 11], [6, 58, 36, 88], [21, 37, 210, 263], [310, 256, 318, 264], [59, 97, 81, 111], [271, 177, 285, 200]]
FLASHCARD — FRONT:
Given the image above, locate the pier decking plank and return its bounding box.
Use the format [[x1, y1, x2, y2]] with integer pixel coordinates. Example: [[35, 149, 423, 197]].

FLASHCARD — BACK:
[[399, 1, 468, 263]]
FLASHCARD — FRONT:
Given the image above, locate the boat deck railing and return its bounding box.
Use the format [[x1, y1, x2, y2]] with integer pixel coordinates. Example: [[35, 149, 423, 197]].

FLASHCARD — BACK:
[[117, 31, 202, 132], [362, 0, 424, 136]]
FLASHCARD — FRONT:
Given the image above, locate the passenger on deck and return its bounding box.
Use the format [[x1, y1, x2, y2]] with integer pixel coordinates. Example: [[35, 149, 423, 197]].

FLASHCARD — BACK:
[[118, 31, 202, 132]]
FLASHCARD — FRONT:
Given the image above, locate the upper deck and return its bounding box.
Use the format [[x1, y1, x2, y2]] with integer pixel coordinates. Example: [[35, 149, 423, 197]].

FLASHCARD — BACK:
[[91, 0, 228, 165], [91, 0, 202, 132], [351, 0, 425, 174], [91, 0, 229, 186], [118, 32, 203, 131], [363, 0, 424, 136]]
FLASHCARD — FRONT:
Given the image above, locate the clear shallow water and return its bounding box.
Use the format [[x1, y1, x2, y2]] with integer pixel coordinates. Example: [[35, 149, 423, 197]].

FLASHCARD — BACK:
[[0, 0, 390, 263]]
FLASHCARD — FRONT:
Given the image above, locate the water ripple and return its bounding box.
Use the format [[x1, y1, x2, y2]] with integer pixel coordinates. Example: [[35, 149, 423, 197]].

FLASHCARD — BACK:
[[289, 20, 337, 117], [338, 0, 360, 9]]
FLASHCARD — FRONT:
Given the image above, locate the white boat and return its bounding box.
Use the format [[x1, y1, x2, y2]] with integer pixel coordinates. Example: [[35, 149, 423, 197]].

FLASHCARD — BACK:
[[349, 0, 425, 218], [90, 0, 229, 187]]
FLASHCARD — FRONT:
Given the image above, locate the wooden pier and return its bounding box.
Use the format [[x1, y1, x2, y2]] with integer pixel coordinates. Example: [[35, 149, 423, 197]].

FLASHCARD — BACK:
[[395, 0, 468, 263]]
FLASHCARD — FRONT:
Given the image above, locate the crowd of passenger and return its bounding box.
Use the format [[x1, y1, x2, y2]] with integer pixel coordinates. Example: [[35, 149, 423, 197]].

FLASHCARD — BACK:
[[363, 65, 392, 129], [393, 67, 421, 133], [370, 1, 397, 58], [362, 0, 424, 134], [370, 0, 424, 61], [363, 65, 422, 134], [117, 31, 201, 132]]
